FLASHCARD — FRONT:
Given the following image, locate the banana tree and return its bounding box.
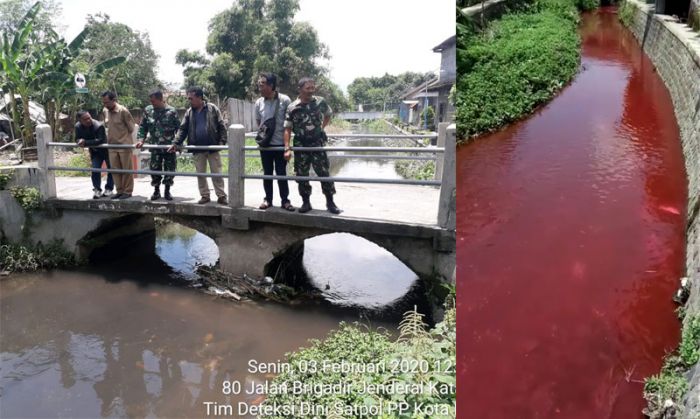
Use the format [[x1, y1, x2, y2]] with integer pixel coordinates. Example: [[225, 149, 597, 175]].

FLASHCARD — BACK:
[[35, 28, 125, 142], [0, 1, 43, 146], [0, 2, 125, 146]]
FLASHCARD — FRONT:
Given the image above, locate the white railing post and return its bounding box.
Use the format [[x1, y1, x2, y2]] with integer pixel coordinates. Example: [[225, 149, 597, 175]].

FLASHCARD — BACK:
[[132, 123, 144, 178], [228, 124, 245, 208], [36, 124, 56, 199], [437, 124, 455, 230], [435, 122, 449, 181]]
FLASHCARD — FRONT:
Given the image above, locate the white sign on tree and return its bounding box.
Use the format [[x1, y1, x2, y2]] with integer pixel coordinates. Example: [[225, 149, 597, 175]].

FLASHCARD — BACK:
[[74, 73, 88, 93]]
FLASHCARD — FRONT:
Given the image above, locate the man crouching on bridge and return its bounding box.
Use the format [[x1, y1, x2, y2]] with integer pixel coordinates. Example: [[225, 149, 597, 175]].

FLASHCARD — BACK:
[[75, 111, 113, 199], [283, 77, 341, 214]]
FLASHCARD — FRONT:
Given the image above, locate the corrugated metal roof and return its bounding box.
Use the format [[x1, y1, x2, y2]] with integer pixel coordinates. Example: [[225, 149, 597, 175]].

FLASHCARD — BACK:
[[0, 94, 46, 124]]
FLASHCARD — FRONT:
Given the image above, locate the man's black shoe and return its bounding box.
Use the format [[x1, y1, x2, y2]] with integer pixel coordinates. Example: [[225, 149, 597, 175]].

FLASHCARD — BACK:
[[327, 204, 342, 214], [164, 186, 173, 201], [299, 198, 312, 214], [325, 194, 341, 214]]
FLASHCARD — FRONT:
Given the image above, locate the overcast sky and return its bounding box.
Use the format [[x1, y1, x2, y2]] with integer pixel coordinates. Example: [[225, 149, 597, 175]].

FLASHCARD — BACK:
[[58, 0, 454, 93]]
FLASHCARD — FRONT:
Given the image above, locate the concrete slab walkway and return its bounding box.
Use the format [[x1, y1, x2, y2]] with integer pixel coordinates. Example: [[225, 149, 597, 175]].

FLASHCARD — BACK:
[[55, 176, 440, 226]]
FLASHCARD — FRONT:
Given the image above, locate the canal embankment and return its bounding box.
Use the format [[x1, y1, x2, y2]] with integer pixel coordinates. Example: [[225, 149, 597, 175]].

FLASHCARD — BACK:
[[1, 167, 76, 273], [458, 6, 689, 418], [457, 0, 597, 144], [620, 1, 700, 417]]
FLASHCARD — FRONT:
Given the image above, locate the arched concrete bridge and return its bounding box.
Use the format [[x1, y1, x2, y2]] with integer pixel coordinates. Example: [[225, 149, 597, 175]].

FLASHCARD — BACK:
[[18, 124, 456, 282]]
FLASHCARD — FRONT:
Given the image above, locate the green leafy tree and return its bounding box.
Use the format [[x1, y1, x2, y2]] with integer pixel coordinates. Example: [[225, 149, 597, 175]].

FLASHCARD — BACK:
[[347, 72, 434, 111], [177, 0, 348, 110], [315, 75, 349, 113], [0, 0, 62, 37], [0, 2, 64, 146], [37, 31, 125, 141], [175, 49, 215, 94], [421, 105, 436, 130], [75, 14, 160, 110], [0, 3, 124, 146], [1, 2, 43, 146]]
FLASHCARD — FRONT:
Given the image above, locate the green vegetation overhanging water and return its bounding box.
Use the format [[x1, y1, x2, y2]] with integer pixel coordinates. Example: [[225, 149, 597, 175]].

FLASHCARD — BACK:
[[457, 0, 599, 141]]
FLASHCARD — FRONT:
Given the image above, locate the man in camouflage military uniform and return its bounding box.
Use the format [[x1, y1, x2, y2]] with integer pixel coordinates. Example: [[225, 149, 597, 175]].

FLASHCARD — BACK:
[[135, 90, 180, 200], [283, 77, 341, 214]]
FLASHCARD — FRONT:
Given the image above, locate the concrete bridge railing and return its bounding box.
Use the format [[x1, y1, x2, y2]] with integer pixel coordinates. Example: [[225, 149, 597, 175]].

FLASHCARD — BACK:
[[335, 111, 398, 120], [37, 123, 456, 229]]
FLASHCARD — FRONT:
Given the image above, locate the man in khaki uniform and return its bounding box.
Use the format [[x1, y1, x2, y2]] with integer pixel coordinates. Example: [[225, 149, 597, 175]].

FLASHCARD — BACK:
[[102, 91, 136, 199]]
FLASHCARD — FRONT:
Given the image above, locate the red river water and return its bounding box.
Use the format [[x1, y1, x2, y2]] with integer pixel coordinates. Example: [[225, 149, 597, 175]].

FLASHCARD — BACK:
[[456, 8, 688, 418]]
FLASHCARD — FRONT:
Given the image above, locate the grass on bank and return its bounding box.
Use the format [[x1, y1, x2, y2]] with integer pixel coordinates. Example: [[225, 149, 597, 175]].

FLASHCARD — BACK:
[[644, 315, 700, 418], [395, 159, 436, 181], [618, 0, 636, 27], [0, 240, 75, 273], [261, 307, 456, 418], [457, 0, 589, 141]]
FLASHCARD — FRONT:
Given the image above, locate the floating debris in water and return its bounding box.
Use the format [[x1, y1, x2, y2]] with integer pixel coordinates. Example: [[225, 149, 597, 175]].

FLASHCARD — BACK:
[[206, 286, 242, 301], [658, 205, 680, 215], [673, 277, 690, 304], [196, 265, 308, 303]]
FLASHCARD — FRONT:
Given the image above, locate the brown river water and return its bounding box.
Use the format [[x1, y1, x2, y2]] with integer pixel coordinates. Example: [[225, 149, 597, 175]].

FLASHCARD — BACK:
[[0, 219, 407, 418]]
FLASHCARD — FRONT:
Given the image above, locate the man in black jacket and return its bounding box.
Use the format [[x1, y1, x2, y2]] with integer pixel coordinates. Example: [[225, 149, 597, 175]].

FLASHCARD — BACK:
[[168, 87, 228, 205], [75, 110, 114, 198]]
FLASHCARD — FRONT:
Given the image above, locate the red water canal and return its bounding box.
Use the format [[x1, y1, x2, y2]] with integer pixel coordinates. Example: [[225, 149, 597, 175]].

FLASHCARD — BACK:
[[456, 8, 688, 418]]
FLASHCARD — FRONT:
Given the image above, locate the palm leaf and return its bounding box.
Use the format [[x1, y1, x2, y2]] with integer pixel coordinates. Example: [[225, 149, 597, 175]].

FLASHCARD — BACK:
[[93, 56, 126, 74], [68, 28, 89, 53], [10, 2, 41, 58], [38, 71, 72, 82]]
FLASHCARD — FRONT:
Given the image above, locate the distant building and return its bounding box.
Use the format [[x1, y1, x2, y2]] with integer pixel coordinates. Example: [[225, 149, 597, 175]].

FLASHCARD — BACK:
[[400, 35, 456, 129], [654, 0, 695, 21]]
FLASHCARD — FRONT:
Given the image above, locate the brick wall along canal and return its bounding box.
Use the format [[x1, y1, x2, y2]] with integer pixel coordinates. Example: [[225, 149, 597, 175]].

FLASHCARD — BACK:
[[457, 8, 688, 418]]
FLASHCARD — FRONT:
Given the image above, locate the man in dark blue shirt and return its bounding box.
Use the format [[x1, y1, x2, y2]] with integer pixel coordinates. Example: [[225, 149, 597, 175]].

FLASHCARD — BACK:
[[75, 111, 113, 199]]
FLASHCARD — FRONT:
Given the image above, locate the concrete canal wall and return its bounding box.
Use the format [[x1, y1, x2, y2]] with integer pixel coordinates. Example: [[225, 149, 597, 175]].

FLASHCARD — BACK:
[[621, 1, 700, 417]]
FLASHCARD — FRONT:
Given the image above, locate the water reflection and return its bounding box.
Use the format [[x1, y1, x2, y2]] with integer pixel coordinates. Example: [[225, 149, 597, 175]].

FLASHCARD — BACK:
[[0, 273, 374, 418], [327, 123, 427, 179], [302, 233, 418, 308], [155, 222, 219, 280]]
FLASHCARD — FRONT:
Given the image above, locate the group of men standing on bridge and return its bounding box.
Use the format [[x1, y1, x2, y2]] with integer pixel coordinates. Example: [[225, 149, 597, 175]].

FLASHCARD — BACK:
[[74, 74, 341, 214]]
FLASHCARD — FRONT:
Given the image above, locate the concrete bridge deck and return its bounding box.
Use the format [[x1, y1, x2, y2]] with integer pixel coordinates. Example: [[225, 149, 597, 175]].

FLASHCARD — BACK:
[[50, 176, 444, 239]]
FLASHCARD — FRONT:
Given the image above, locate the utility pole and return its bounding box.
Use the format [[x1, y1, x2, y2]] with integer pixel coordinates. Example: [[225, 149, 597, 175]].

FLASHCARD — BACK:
[[423, 80, 429, 130]]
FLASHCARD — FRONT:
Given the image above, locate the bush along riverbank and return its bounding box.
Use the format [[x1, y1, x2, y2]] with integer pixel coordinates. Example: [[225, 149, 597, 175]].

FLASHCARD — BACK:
[[644, 314, 700, 418], [0, 240, 75, 275], [348, 119, 437, 180], [0, 182, 76, 274], [259, 306, 456, 418], [642, 278, 700, 418], [456, 0, 596, 143]]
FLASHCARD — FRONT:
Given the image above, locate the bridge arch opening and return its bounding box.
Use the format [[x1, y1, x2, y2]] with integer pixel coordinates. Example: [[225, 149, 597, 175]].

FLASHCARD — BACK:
[[265, 232, 430, 316], [153, 219, 219, 280], [81, 215, 219, 283]]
